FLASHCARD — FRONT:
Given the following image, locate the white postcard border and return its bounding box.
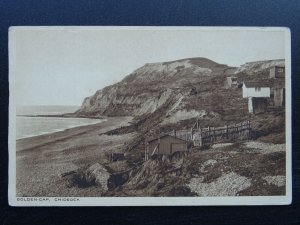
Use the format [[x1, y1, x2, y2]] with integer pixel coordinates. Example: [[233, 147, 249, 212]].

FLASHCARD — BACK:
[[8, 26, 292, 206]]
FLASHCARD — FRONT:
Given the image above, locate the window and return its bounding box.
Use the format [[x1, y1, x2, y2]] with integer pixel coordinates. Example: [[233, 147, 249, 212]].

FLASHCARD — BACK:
[[278, 68, 284, 73], [255, 87, 261, 91]]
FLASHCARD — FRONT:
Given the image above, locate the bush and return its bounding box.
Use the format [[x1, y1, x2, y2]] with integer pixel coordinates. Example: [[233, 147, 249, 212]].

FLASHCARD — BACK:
[[68, 168, 95, 188]]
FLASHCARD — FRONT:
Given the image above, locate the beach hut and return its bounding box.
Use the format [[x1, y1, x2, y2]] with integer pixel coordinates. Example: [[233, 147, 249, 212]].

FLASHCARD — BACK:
[[145, 134, 188, 160]]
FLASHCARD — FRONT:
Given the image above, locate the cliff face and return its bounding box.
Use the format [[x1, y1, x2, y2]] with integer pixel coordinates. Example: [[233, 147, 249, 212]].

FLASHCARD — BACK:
[[77, 58, 285, 124], [235, 59, 284, 75], [77, 58, 229, 117]]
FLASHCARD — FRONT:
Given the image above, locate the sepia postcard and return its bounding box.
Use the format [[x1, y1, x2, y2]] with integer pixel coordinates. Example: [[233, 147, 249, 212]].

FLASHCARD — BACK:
[[8, 26, 292, 206]]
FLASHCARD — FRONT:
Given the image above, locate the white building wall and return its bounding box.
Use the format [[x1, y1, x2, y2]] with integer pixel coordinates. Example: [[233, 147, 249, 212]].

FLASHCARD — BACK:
[[248, 97, 253, 113], [243, 85, 270, 98], [270, 67, 276, 78]]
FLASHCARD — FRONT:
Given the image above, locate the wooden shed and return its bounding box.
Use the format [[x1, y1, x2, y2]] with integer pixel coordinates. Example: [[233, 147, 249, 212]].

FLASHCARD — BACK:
[[224, 76, 238, 89], [270, 66, 285, 79], [145, 134, 188, 160]]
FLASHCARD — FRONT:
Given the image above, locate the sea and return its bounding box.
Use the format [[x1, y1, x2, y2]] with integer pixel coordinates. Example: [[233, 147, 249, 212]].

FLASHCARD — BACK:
[[16, 105, 104, 140]]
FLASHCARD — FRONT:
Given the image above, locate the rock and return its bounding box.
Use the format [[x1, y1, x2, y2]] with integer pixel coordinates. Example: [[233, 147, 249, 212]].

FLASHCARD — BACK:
[[211, 143, 234, 149], [85, 163, 110, 191], [243, 141, 285, 154], [262, 175, 285, 187], [199, 159, 218, 173], [187, 172, 252, 196]]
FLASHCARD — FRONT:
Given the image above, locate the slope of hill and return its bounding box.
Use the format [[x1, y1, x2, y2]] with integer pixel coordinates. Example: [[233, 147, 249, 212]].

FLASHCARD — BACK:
[[235, 59, 284, 75], [76, 57, 285, 143], [57, 57, 286, 197], [76, 57, 230, 118]]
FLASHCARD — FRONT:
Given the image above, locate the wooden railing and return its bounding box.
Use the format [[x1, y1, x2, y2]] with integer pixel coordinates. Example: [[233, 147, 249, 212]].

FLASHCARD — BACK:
[[166, 120, 251, 147]]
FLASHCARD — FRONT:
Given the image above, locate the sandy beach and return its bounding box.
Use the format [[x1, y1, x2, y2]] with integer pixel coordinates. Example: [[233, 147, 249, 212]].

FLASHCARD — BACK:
[[16, 116, 135, 197]]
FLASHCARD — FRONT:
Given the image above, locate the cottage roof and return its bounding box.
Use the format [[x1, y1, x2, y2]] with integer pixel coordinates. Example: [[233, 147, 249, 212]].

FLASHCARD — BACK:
[[270, 65, 285, 69], [147, 134, 188, 143], [243, 81, 271, 88], [147, 134, 169, 143]]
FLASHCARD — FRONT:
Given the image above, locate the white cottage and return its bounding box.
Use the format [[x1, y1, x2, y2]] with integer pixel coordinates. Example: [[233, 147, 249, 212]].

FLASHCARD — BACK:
[[243, 82, 270, 114]]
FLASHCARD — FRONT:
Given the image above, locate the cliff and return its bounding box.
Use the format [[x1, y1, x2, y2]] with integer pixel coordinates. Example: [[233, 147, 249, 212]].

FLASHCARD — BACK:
[[235, 59, 284, 75], [76, 57, 285, 127], [77, 58, 229, 117]]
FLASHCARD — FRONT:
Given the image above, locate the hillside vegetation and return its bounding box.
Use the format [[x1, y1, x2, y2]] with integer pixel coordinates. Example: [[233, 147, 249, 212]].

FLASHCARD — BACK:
[[67, 57, 286, 197], [77, 57, 285, 145]]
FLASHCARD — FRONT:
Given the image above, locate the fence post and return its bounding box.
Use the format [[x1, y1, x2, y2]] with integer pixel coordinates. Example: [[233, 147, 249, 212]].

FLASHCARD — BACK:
[[199, 131, 202, 147], [158, 135, 160, 154], [248, 120, 251, 139], [144, 141, 147, 161], [226, 125, 229, 139], [208, 126, 211, 144], [233, 124, 236, 139], [144, 142, 146, 161], [147, 143, 149, 160]]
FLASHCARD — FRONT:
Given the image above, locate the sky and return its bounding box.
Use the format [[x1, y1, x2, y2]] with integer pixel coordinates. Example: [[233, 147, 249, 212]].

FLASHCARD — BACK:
[[10, 27, 287, 106]]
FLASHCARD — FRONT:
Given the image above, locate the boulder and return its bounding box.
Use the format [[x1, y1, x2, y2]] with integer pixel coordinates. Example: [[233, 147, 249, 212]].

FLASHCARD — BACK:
[[85, 163, 110, 191]]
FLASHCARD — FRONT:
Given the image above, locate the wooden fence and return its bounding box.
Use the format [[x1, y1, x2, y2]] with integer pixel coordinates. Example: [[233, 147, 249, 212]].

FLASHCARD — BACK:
[[166, 120, 251, 147]]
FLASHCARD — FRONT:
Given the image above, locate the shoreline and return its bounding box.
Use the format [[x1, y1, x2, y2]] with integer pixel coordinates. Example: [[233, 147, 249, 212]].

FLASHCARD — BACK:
[[16, 116, 132, 152], [16, 118, 107, 141], [15, 116, 135, 197], [16, 113, 104, 119]]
